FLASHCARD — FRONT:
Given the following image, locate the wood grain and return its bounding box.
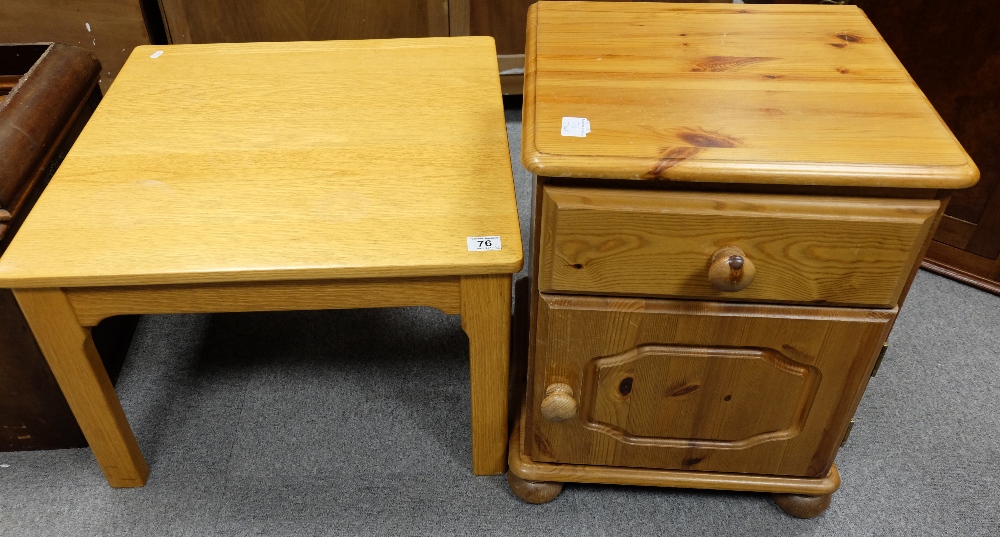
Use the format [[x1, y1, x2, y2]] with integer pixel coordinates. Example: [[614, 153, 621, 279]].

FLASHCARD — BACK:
[[527, 293, 893, 477], [538, 186, 939, 307], [66, 277, 462, 327], [0, 39, 522, 289], [772, 492, 833, 519], [934, 215, 976, 250], [923, 241, 1000, 295], [468, 0, 535, 55], [0, 288, 86, 450], [0, 43, 132, 452], [468, 0, 731, 56], [582, 345, 820, 448], [507, 470, 564, 504], [460, 274, 513, 475], [521, 2, 978, 188], [893, 190, 951, 309], [852, 0, 1000, 240], [515, 0, 966, 504], [539, 382, 577, 422], [509, 418, 841, 495], [12, 288, 148, 487], [855, 0, 1000, 291], [28, 272, 512, 482], [158, 0, 451, 43], [448, 0, 470, 36], [0, 0, 152, 92], [0, 44, 100, 219]]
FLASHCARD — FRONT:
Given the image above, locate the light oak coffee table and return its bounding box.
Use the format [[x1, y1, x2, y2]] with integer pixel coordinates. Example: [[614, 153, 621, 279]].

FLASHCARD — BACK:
[[0, 38, 522, 487]]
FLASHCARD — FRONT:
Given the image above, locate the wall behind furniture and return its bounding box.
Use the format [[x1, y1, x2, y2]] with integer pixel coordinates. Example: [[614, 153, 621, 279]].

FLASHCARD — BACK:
[[154, 0, 730, 94], [1, 1, 734, 95]]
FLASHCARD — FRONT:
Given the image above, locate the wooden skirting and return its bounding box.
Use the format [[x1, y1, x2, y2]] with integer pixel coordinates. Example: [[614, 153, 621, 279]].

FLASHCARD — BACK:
[[921, 259, 1000, 295]]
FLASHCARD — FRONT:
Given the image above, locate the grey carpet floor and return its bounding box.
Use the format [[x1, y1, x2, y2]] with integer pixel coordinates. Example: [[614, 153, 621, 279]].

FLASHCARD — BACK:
[[1, 109, 998, 536]]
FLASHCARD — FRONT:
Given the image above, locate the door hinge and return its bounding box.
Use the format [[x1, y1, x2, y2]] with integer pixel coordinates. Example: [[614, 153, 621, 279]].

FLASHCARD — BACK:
[[871, 342, 889, 377], [841, 419, 855, 446]]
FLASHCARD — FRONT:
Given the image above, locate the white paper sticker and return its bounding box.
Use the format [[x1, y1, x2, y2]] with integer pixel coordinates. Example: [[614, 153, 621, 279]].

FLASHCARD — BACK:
[[467, 236, 501, 251], [150, 50, 164, 59], [561, 117, 591, 138]]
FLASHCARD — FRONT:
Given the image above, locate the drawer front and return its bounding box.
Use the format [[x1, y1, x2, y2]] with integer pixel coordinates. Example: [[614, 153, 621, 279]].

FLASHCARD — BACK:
[[528, 293, 894, 477], [538, 187, 940, 307]]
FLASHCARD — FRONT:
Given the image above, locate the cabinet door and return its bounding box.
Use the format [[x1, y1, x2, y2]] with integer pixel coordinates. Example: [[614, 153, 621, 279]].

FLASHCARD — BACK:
[[528, 293, 893, 477], [159, 0, 450, 43]]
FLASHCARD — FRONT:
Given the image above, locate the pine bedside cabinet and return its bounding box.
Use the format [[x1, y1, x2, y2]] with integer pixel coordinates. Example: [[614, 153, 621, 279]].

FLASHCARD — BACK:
[[507, 2, 978, 518]]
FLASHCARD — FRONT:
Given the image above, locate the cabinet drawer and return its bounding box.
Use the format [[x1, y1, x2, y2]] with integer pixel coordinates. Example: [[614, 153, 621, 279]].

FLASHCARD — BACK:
[[538, 187, 939, 307], [528, 293, 893, 477]]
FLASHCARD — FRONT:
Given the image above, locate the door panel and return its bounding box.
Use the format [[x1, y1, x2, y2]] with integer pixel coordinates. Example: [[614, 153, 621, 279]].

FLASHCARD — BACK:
[[528, 293, 894, 477]]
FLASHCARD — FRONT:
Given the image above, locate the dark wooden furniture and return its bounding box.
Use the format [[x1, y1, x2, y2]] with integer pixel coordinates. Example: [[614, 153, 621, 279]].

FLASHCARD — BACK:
[[0, 43, 137, 451], [0, 0, 731, 96], [152, 1, 728, 94], [509, 2, 977, 518], [465, 0, 730, 92], [855, 0, 1000, 293], [0, 1, 163, 93], [156, 1, 451, 44], [768, 0, 1000, 293]]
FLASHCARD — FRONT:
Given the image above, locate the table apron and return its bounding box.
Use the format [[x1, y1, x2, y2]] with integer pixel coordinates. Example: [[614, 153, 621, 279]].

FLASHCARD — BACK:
[[63, 276, 463, 327]]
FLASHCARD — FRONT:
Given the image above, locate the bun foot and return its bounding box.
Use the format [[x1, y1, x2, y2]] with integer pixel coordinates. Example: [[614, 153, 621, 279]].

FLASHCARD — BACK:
[[507, 471, 564, 504], [772, 492, 832, 518]]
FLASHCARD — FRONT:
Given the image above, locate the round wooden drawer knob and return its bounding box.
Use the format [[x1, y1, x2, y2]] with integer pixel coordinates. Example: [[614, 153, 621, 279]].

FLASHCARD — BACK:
[[709, 246, 756, 292], [540, 383, 577, 422]]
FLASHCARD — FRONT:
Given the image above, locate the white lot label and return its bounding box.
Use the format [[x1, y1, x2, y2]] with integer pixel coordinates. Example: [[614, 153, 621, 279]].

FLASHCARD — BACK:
[[467, 236, 501, 251], [561, 117, 591, 137], [150, 50, 164, 59]]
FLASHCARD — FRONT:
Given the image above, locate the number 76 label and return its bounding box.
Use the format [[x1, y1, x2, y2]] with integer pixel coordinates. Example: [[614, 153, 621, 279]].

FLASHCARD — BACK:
[[467, 236, 502, 251]]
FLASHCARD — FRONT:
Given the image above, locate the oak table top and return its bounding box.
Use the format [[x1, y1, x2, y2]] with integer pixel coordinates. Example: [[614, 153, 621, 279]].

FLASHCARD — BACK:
[[0, 38, 522, 289], [522, 2, 978, 188]]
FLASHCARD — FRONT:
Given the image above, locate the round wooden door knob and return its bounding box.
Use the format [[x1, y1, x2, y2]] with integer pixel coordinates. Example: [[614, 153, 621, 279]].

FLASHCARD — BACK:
[[540, 383, 577, 422], [709, 246, 756, 292]]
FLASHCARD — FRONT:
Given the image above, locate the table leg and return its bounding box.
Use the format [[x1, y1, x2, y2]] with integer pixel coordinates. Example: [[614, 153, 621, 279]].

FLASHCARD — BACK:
[[460, 274, 512, 475], [13, 288, 148, 487]]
